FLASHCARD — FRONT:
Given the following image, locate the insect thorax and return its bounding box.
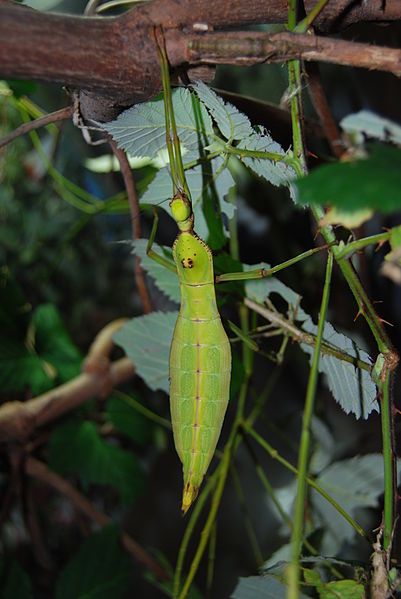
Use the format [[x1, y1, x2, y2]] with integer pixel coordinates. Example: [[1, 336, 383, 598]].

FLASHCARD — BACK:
[[173, 232, 214, 285]]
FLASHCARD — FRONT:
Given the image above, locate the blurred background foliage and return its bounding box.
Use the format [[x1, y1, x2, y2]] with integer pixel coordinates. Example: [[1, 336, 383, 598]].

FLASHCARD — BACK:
[[1, 1, 401, 598]]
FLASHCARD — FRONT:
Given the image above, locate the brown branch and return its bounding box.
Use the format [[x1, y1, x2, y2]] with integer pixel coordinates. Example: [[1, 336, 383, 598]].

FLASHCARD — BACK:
[[185, 31, 401, 76], [0, 105, 73, 150], [304, 62, 345, 159], [0, 1, 400, 105], [25, 456, 169, 581], [0, 319, 135, 443], [109, 139, 153, 314]]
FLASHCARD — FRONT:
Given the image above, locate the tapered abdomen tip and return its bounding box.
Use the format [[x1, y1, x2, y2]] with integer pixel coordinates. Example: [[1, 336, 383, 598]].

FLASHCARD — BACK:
[[181, 483, 199, 515]]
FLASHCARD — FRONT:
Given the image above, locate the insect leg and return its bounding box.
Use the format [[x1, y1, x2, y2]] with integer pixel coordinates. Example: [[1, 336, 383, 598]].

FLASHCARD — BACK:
[[146, 208, 177, 273]]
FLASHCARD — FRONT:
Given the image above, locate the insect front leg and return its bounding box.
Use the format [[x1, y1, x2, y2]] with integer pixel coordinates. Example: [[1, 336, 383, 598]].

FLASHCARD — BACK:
[[146, 208, 177, 273]]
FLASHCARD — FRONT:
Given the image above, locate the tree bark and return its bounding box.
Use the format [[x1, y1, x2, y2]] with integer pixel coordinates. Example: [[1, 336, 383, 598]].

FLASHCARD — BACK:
[[0, 0, 400, 108]]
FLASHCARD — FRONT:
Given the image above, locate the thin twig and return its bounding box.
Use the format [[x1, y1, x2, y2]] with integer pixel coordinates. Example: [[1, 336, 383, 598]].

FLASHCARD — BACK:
[[305, 62, 345, 158], [0, 105, 73, 150], [109, 139, 152, 314], [25, 457, 169, 580]]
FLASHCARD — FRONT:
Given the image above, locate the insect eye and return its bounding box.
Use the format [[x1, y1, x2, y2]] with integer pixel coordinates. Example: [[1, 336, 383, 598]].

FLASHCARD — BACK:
[[181, 257, 194, 269]]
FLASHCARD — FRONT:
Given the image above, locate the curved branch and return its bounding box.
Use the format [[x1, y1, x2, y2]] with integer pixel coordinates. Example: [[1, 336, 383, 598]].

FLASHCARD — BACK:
[[0, 319, 135, 443], [0, 105, 73, 150]]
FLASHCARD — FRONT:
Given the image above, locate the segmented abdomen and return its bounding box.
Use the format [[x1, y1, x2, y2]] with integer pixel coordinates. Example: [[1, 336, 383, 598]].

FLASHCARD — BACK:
[[169, 313, 231, 512]]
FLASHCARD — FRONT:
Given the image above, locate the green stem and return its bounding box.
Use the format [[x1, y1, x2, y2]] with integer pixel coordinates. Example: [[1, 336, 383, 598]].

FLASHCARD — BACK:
[[288, 252, 333, 599], [294, 0, 331, 33], [334, 231, 391, 260], [380, 373, 395, 550], [113, 390, 171, 430], [242, 421, 367, 540]]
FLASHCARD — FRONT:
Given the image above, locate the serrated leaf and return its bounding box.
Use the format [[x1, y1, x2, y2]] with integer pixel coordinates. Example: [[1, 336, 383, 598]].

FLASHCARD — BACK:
[[113, 311, 178, 393], [193, 81, 254, 141], [320, 579, 365, 599], [238, 131, 296, 191], [49, 420, 145, 504], [231, 575, 309, 599], [131, 239, 179, 303], [55, 525, 130, 599], [103, 88, 213, 163], [311, 454, 394, 554], [341, 110, 401, 147], [301, 319, 377, 419], [295, 144, 401, 214]]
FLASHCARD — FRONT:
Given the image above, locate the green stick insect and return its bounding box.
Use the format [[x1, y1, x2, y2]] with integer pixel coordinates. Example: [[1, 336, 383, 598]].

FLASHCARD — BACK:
[[150, 35, 231, 514], [148, 32, 327, 513]]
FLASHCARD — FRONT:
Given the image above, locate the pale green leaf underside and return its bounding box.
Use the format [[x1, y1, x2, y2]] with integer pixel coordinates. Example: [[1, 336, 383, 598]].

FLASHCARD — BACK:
[[301, 319, 377, 419], [341, 110, 401, 147], [193, 81, 254, 141], [231, 575, 309, 599], [102, 88, 213, 162], [311, 454, 398, 554], [113, 311, 178, 393], [238, 131, 296, 191], [131, 239, 179, 304], [245, 268, 376, 419]]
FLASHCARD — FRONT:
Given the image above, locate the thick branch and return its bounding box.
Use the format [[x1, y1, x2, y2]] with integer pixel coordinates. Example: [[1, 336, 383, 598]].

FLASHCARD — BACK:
[[0, 1, 400, 105]]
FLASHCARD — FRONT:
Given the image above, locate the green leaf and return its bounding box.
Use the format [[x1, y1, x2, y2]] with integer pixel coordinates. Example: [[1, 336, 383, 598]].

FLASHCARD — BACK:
[[192, 81, 254, 141], [300, 320, 377, 419], [103, 88, 213, 163], [231, 575, 309, 599], [238, 130, 296, 191], [113, 311, 178, 393], [0, 559, 33, 599], [0, 296, 82, 395], [341, 110, 401, 147], [55, 525, 131, 599], [132, 239, 179, 303], [303, 568, 365, 599], [295, 144, 401, 214], [49, 420, 145, 504], [106, 394, 152, 444]]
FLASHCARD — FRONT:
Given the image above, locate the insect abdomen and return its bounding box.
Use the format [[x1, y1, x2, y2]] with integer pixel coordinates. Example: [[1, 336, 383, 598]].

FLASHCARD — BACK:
[[169, 291, 231, 513]]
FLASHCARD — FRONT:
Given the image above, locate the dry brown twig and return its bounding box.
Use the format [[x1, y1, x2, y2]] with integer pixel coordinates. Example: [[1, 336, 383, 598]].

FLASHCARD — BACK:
[[25, 456, 169, 581]]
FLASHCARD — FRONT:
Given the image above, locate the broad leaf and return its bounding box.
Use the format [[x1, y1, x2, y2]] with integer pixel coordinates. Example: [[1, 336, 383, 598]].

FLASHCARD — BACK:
[[304, 569, 365, 599], [49, 420, 145, 504], [103, 88, 213, 163], [341, 110, 401, 146], [131, 239, 179, 304], [193, 81, 254, 141], [55, 525, 130, 599], [295, 144, 401, 215], [113, 311, 178, 393], [301, 319, 377, 419], [231, 575, 309, 599]]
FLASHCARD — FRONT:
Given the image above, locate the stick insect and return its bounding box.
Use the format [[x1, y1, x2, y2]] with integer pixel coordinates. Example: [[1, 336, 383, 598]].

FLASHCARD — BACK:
[[148, 32, 327, 513]]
